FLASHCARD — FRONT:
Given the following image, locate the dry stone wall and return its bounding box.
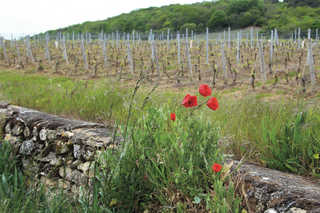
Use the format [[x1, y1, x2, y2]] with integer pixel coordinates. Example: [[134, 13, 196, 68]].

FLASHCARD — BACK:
[[0, 101, 122, 198], [1, 100, 320, 212]]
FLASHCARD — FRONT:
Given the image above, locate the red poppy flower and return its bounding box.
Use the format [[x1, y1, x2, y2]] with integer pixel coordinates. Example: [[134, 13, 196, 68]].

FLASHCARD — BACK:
[[199, 84, 212, 97], [182, 94, 198, 108], [207, 97, 219, 110], [170, 113, 176, 121], [212, 163, 222, 173]]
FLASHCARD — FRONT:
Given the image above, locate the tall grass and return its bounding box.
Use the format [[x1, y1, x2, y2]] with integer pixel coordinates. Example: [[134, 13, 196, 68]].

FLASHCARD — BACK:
[[0, 140, 83, 212], [0, 74, 243, 212], [0, 70, 320, 176]]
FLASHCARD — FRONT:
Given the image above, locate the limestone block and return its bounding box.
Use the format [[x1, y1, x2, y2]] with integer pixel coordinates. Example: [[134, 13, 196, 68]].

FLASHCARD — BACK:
[[12, 124, 24, 136], [5, 122, 11, 134], [68, 159, 83, 169], [23, 127, 30, 138], [20, 139, 35, 155], [40, 176, 58, 187], [5, 133, 20, 144], [77, 162, 95, 178], [54, 140, 70, 154], [264, 209, 277, 213], [59, 167, 87, 186], [289, 207, 307, 213], [230, 159, 320, 212], [32, 126, 38, 139], [22, 158, 39, 175], [38, 152, 62, 166], [83, 149, 94, 161], [58, 179, 72, 189], [39, 129, 47, 141], [73, 144, 83, 158]]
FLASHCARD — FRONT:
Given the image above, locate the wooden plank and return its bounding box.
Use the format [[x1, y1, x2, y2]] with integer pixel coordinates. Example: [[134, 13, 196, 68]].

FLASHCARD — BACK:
[[308, 39, 316, 92], [258, 40, 266, 86], [185, 41, 193, 81], [14, 39, 21, 62], [152, 41, 161, 80], [1, 38, 8, 63]]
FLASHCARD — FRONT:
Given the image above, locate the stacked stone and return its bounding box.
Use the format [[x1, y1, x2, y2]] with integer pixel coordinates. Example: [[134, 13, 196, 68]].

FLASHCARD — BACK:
[[0, 101, 122, 198]]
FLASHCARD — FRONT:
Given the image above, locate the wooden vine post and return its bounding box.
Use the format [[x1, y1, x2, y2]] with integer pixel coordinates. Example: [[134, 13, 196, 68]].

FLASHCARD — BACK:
[[307, 39, 316, 92], [81, 35, 88, 70], [152, 41, 161, 80], [206, 28, 209, 64], [62, 35, 69, 65], [1, 38, 8, 63], [127, 41, 133, 75], [44, 37, 51, 66], [258, 40, 266, 86], [178, 33, 180, 63], [27, 38, 35, 64], [101, 39, 108, 74], [185, 41, 193, 81], [14, 39, 21, 62], [221, 42, 227, 84]]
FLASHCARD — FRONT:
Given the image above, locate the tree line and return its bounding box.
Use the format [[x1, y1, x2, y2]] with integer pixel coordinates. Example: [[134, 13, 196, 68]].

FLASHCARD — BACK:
[[44, 0, 320, 36]]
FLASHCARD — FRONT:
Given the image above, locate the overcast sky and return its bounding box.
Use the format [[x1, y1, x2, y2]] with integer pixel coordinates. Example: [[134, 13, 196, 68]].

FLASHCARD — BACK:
[[1, 0, 206, 39]]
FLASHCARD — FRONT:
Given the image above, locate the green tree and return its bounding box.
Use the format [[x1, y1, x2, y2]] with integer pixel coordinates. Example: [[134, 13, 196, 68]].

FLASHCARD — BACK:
[[312, 20, 320, 30], [279, 15, 289, 26], [254, 17, 266, 27], [209, 10, 227, 29], [180, 23, 197, 31], [227, 14, 239, 28], [135, 20, 146, 32], [240, 12, 253, 27], [123, 20, 134, 32], [198, 23, 205, 31], [250, 9, 262, 20]]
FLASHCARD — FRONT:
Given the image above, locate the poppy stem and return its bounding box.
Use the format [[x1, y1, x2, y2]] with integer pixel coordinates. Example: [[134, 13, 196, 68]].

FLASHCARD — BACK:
[[184, 99, 209, 121]]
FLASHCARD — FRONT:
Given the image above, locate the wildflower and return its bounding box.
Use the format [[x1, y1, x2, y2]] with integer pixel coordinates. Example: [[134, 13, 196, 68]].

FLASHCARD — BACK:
[[212, 163, 222, 173], [199, 84, 212, 97], [170, 113, 176, 121], [314, 154, 319, 160], [182, 94, 198, 108], [207, 97, 219, 110]]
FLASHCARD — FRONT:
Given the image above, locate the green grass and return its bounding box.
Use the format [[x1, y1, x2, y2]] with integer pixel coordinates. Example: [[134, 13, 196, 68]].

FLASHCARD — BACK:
[[0, 74, 243, 212], [221, 88, 242, 94], [0, 69, 320, 211], [1, 70, 320, 174], [254, 93, 272, 99], [0, 140, 82, 212]]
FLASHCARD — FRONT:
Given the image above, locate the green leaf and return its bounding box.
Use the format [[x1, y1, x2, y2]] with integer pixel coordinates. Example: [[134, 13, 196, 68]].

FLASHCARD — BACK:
[[284, 163, 298, 173]]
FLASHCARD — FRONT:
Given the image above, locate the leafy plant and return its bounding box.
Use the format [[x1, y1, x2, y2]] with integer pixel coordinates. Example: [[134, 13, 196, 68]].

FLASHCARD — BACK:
[[261, 109, 320, 175]]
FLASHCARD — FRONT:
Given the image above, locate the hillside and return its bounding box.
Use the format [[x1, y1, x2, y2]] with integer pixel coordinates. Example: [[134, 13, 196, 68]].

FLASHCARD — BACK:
[[45, 0, 320, 35]]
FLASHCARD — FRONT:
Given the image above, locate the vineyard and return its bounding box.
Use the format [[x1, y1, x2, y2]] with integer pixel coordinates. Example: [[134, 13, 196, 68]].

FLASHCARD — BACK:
[[1, 29, 319, 97], [1, 30, 320, 212]]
